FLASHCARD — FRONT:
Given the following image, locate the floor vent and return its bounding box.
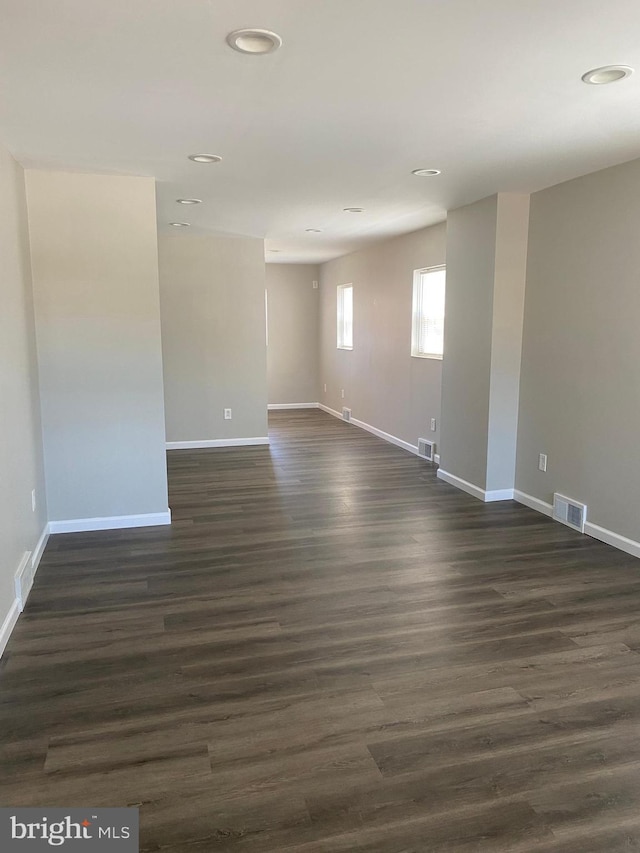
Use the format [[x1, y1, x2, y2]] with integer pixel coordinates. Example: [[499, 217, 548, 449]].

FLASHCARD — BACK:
[[14, 551, 34, 613], [417, 438, 435, 461], [342, 407, 351, 422], [553, 493, 587, 533]]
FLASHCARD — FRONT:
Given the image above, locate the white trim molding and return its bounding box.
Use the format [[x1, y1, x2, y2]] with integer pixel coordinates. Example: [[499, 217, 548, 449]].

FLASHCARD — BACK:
[[318, 404, 343, 420], [318, 404, 437, 461], [32, 525, 49, 570], [49, 510, 172, 534], [14, 551, 32, 612], [350, 415, 419, 457], [437, 468, 514, 502], [268, 403, 319, 410], [0, 599, 20, 659], [515, 489, 640, 560], [1, 522, 51, 659], [584, 521, 640, 560], [513, 489, 553, 517], [166, 437, 270, 450]]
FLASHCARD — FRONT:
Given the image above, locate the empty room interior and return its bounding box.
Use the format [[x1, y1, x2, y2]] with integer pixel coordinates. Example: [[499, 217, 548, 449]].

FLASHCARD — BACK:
[[3, 0, 640, 850]]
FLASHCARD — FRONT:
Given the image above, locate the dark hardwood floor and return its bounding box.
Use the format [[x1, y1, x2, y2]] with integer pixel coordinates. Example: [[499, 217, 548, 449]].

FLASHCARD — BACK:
[[2, 409, 640, 851]]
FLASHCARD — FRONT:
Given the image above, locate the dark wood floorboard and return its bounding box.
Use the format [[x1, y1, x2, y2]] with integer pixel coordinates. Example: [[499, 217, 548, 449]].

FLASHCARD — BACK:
[[2, 409, 640, 851]]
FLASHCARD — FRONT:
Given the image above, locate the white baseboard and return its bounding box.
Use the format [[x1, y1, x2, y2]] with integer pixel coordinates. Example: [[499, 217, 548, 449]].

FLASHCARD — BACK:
[[14, 550, 33, 612], [350, 416, 421, 457], [515, 489, 640, 560], [49, 510, 172, 534], [486, 488, 516, 502], [2, 522, 50, 658], [268, 403, 319, 410], [514, 489, 553, 517], [317, 404, 437, 462], [166, 437, 270, 449], [584, 521, 640, 560], [318, 403, 343, 419], [32, 525, 49, 570], [0, 599, 20, 659], [437, 468, 514, 502]]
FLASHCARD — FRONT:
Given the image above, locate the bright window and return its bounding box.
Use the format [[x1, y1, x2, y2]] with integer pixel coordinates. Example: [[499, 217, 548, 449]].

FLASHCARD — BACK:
[[411, 266, 445, 359], [337, 284, 353, 350]]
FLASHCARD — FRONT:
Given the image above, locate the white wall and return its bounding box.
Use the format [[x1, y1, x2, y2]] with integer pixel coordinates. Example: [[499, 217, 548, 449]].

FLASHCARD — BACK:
[[266, 264, 320, 405], [516, 158, 640, 544], [318, 224, 446, 449], [0, 144, 47, 650], [26, 170, 169, 526], [159, 234, 268, 444]]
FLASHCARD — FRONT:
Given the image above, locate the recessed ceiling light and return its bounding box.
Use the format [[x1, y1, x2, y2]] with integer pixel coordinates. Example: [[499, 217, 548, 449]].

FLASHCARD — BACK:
[[306, 228, 322, 233], [188, 154, 222, 164], [176, 198, 202, 205], [343, 207, 364, 213], [412, 169, 441, 177], [170, 222, 190, 227], [227, 28, 282, 55], [581, 65, 633, 85]]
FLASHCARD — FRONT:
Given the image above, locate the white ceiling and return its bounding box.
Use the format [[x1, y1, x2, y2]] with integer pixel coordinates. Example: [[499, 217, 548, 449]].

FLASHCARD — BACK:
[[1, 0, 640, 263]]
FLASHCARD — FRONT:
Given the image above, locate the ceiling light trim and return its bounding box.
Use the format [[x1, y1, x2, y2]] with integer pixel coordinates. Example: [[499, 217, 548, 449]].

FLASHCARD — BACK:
[[170, 222, 190, 227], [412, 168, 441, 177], [581, 65, 634, 85], [188, 154, 222, 164], [176, 198, 202, 204], [227, 28, 282, 55]]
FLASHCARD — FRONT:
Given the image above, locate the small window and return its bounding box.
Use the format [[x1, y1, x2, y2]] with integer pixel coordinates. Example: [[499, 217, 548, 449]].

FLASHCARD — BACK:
[[337, 284, 353, 350], [411, 266, 445, 359]]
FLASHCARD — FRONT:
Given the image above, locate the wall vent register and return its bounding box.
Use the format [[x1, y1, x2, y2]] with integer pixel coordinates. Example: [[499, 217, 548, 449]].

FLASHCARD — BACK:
[[553, 493, 587, 533], [418, 438, 435, 461]]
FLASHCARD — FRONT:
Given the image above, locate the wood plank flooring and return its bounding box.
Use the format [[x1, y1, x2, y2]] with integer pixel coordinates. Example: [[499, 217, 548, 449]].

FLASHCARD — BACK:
[[2, 409, 640, 851]]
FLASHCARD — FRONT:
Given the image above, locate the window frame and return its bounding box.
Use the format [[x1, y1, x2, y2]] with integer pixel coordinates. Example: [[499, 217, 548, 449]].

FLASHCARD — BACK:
[[411, 265, 446, 360], [337, 283, 354, 350]]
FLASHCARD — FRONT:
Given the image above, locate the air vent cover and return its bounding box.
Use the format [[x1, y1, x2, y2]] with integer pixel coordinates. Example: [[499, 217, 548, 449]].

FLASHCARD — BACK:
[[342, 407, 351, 422], [553, 493, 587, 533], [14, 550, 34, 612], [418, 438, 435, 461]]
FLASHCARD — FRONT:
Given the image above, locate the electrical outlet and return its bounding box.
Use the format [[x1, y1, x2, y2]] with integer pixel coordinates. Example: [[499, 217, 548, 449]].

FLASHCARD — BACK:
[[224, 408, 232, 420], [341, 389, 345, 399], [323, 383, 327, 393], [312, 280, 318, 289], [538, 453, 547, 472], [430, 418, 437, 432], [31, 489, 36, 512]]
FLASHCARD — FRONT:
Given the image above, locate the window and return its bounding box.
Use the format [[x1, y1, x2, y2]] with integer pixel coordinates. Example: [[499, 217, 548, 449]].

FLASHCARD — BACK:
[[411, 266, 445, 359], [337, 283, 353, 349]]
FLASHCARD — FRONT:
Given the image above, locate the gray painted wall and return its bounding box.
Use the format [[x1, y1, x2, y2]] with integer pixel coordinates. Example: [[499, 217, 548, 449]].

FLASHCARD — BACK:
[[26, 170, 169, 522], [486, 194, 529, 492], [440, 196, 497, 488], [0, 145, 47, 640], [516, 158, 640, 541], [266, 264, 320, 405], [159, 234, 268, 442], [319, 224, 446, 449], [440, 194, 529, 494]]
